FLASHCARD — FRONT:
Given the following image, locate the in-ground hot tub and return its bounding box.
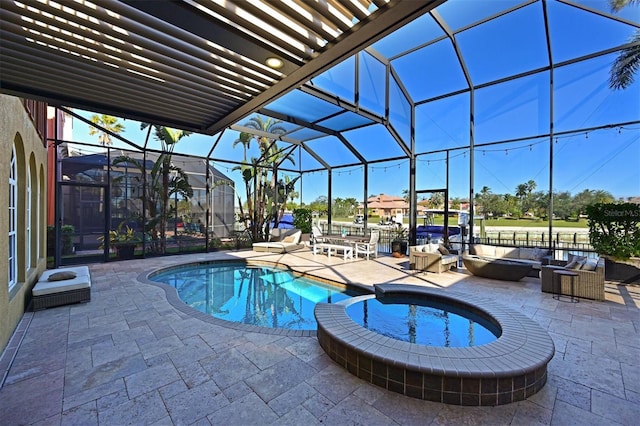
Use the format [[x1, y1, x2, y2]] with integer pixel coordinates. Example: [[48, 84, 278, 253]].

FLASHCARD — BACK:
[[314, 284, 555, 406]]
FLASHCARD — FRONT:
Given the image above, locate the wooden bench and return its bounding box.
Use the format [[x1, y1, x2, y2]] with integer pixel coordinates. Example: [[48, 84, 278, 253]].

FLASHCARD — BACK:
[[313, 243, 353, 261], [32, 266, 92, 311]]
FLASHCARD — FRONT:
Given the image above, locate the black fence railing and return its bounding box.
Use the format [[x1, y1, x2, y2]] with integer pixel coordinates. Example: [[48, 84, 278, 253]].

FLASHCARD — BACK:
[[316, 223, 596, 259], [473, 237, 597, 260], [481, 230, 591, 246]]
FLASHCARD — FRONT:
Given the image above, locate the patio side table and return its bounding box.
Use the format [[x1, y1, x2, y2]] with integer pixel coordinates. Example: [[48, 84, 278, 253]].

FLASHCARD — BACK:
[[553, 269, 579, 303]]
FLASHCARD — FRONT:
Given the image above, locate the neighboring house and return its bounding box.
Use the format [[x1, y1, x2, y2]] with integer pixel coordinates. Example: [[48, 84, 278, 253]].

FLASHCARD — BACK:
[[627, 196, 640, 205], [0, 95, 51, 353], [358, 194, 409, 218]]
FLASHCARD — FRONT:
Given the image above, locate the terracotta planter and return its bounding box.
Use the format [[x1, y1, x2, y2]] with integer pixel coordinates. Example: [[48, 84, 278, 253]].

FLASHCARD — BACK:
[[603, 256, 640, 284]]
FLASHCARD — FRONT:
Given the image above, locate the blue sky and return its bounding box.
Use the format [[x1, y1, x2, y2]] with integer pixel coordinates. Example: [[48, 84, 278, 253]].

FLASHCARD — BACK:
[[69, 0, 640, 204]]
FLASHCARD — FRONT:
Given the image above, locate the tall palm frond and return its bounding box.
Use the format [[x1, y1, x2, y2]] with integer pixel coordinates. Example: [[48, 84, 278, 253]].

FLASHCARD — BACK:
[[610, 0, 639, 12], [609, 0, 640, 90], [609, 30, 640, 90], [88, 114, 125, 146]]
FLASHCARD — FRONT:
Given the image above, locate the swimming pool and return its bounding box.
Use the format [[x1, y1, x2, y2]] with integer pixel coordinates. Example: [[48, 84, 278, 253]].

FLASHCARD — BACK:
[[149, 261, 361, 330], [346, 295, 499, 347]]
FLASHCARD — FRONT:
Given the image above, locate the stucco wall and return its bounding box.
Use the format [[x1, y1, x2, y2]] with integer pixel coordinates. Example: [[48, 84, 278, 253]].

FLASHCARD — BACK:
[[0, 94, 48, 352]]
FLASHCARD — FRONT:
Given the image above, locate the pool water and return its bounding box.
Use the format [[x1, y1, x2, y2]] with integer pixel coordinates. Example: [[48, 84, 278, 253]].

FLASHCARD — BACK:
[[150, 262, 358, 330], [346, 297, 499, 347]]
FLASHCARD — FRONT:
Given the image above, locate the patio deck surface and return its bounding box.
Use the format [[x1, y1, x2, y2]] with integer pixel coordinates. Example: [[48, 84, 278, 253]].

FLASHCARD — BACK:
[[1, 249, 638, 425]]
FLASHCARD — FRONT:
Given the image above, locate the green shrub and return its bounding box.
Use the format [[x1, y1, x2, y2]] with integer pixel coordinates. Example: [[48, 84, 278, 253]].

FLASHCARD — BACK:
[[293, 208, 313, 233], [47, 225, 76, 255], [61, 225, 76, 255], [587, 202, 640, 260]]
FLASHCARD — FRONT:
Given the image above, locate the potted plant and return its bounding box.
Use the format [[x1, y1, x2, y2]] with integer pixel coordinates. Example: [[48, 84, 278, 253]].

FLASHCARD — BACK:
[[586, 202, 640, 283], [98, 224, 142, 260], [391, 224, 408, 258]]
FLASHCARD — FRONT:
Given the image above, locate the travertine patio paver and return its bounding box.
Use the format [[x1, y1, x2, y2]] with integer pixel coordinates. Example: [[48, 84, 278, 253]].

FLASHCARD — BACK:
[[0, 249, 638, 425]]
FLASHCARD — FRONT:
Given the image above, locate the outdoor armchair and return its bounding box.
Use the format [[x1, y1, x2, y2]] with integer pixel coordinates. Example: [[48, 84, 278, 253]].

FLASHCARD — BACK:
[[409, 243, 458, 273], [355, 231, 379, 260], [540, 256, 605, 301]]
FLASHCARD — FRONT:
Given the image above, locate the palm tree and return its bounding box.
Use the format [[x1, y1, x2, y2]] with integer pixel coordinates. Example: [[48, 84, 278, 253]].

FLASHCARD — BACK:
[[526, 180, 537, 194], [515, 183, 528, 200], [429, 192, 444, 209], [111, 153, 192, 254], [88, 114, 125, 146], [609, 0, 640, 90], [233, 115, 297, 241], [140, 124, 192, 252]]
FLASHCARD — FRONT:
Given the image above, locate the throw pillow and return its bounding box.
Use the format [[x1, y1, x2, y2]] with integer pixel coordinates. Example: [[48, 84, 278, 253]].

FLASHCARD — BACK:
[[48, 271, 77, 281], [566, 257, 586, 270], [530, 247, 546, 261], [519, 248, 536, 260], [564, 260, 579, 269], [438, 244, 450, 255], [581, 258, 598, 271], [567, 254, 586, 264]]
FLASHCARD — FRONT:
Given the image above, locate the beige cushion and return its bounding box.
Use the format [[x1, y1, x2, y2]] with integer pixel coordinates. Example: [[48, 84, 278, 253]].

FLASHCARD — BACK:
[[473, 244, 495, 257], [48, 271, 77, 281], [39, 266, 90, 282], [428, 243, 440, 253], [281, 235, 296, 243], [495, 247, 519, 258], [33, 276, 91, 296]]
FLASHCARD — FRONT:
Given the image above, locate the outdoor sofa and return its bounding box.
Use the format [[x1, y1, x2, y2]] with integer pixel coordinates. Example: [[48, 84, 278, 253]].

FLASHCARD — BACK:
[[409, 243, 458, 273], [252, 228, 304, 253], [469, 244, 552, 277], [541, 254, 605, 300]]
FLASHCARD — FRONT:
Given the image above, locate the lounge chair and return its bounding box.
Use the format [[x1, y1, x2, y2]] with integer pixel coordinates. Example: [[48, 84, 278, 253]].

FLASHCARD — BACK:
[[311, 225, 325, 244], [252, 228, 304, 253]]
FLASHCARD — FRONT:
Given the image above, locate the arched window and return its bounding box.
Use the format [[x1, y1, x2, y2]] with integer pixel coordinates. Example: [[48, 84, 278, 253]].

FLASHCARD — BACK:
[[9, 145, 17, 291], [27, 164, 31, 268]]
